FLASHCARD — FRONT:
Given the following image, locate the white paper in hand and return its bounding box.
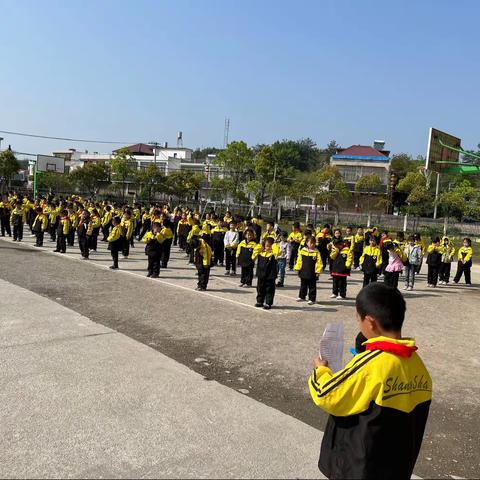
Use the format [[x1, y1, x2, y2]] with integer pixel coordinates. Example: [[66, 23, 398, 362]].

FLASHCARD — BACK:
[[320, 323, 344, 373]]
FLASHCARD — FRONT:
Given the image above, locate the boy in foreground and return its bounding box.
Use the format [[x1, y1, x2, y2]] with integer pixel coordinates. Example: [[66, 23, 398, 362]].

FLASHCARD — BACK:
[[308, 283, 432, 479]]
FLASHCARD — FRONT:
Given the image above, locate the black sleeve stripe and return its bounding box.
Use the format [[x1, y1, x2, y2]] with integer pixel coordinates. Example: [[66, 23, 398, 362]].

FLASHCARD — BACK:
[[311, 350, 383, 398], [318, 350, 377, 389]]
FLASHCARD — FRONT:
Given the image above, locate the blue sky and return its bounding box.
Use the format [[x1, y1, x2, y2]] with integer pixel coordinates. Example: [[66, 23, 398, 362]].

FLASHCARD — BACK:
[[0, 0, 479, 158]]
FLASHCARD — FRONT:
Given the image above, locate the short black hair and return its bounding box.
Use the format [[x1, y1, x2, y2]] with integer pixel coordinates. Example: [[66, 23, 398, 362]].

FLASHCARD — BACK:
[[356, 283, 406, 332], [190, 237, 201, 249]]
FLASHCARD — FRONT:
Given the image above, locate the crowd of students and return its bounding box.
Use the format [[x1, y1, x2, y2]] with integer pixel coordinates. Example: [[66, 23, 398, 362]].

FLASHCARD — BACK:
[[0, 193, 475, 309]]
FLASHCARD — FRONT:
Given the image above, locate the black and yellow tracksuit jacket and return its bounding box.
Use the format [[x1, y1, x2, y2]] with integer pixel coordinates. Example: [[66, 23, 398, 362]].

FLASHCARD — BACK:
[[32, 214, 48, 233], [57, 216, 70, 236], [10, 207, 26, 226], [426, 243, 442, 266], [360, 245, 382, 274], [253, 249, 278, 281], [330, 246, 353, 276], [195, 238, 213, 267], [121, 218, 134, 239], [309, 336, 432, 479], [353, 233, 365, 255], [236, 240, 260, 267], [177, 219, 190, 236], [294, 247, 323, 279], [143, 231, 165, 256], [107, 225, 124, 251], [440, 237, 455, 263], [457, 246, 473, 264]]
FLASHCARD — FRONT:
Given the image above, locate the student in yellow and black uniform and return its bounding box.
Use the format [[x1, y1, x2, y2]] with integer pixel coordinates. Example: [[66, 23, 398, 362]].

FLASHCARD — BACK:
[[253, 237, 278, 310], [77, 210, 94, 259], [143, 221, 165, 278], [343, 225, 354, 250], [294, 236, 323, 305], [200, 218, 212, 247], [236, 228, 260, 288], [53, 209, 70, 254], [309, 283, 431, 480], [107, 216, 124, 270], [0, 195, 12, 237], [177, 213, 190, 251], [67, 205, 78, 247], [439, 236, 455, 285], [160, 218, 174, 268], [453, 237, 473, 285], [288, 222, 303, 270], [330, 240, 353, 300], [316, 224, 332, 272], [89, 209, 102, 251], [261, 221, 277, 243], [32, 207, 48, 247], [121, 209, 134, 258], [379, 231, 393, 275], [360, 236, 382, 286], [212, 221, 228, 267], [47, 203, 59, 242], [352, 226, 365, 270], [101, 205, 113, 241], [191, 236, 213, 291], [139, 209, 152, 241], [10, 200, 26, 242], [426, 237, 442, 287], [187, 219, 202, 264]]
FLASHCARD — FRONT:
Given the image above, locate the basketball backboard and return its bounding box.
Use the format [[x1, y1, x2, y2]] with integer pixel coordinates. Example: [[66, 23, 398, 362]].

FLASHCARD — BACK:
[[37, 154, 65, 173], [425, 128, 461, 172]]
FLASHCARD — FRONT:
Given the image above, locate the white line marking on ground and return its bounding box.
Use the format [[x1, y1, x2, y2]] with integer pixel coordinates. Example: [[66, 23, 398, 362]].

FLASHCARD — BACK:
[[0, 237, 279, 315]]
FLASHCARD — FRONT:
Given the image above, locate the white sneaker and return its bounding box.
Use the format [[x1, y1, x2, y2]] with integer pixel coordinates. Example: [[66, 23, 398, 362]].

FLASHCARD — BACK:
[[307, 300, 315, 305], [403, 286, 408, 290], [330, 294, 336, 298], [336, 295, 343, 300], [296, 298, 306, 302], [407, 286, 413, 291]]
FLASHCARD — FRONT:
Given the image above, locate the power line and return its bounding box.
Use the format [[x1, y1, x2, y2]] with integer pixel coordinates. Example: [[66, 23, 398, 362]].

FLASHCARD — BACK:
[[0, 129, 138, 145]]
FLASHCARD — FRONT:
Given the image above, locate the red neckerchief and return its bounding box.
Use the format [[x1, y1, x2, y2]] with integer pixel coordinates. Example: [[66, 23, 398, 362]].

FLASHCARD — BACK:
[[366, 341, 417, 358]]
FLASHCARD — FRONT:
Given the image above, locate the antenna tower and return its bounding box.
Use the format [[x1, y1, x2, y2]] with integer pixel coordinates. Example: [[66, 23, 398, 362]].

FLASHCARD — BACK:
[[223, 117, 230, 148]]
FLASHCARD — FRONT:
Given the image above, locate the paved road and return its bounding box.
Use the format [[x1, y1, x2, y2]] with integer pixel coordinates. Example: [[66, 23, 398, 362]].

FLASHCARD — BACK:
[[0, 278, 323, 479], [1, 234, 479, 478]]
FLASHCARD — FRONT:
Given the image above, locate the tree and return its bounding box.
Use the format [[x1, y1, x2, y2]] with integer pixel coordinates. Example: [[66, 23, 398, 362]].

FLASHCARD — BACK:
[[70, 162, 110, 196], [355, 174, 384, 226], [164, 171, 203, 201], [109, 148, 136, 201], [437, 180, 478, 222], [245, 145, 294, 207], [134, 164, 166, 202], [397, 171, 434, 221], [192, 147, 223, 161], [293, 165, 349, 220], [390, 153, 423, 180], [37, 171, 73, 193], [322, 140, 341, 157], [0, 149, 21, 191], [270, 138, 322, 171], [214, 141, 254, 203]]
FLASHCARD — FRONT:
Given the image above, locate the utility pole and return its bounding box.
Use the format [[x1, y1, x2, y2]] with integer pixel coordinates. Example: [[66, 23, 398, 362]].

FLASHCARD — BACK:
[[149, 142, 160, 167]]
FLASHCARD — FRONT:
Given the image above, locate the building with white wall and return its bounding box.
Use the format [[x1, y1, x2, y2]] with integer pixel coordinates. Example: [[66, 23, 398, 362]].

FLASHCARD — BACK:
[[330, 141, 391, 193]]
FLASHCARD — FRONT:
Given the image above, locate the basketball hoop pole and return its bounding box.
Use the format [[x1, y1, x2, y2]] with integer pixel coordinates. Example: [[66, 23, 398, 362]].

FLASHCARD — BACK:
[[433, 172, 441, 219]]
